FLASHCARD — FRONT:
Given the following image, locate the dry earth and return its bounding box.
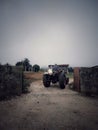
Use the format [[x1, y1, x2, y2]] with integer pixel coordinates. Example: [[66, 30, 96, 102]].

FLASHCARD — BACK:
[[0, 72, 98, 130]]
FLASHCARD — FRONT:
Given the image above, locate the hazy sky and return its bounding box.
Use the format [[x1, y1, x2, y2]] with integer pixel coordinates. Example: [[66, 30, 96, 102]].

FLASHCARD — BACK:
[[0, 0, 98, 67]]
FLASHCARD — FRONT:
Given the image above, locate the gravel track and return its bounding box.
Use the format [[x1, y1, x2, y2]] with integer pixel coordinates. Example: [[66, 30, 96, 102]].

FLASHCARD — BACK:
[[0, 79, 98, 130]]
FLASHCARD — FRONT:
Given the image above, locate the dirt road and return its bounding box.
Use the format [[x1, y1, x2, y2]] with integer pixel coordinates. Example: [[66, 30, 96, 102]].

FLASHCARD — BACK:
[[0, 78, 98, 130]]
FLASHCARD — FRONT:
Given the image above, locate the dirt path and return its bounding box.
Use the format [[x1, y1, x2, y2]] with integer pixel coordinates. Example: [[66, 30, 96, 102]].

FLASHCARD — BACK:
[[0, 80, 98, 130]]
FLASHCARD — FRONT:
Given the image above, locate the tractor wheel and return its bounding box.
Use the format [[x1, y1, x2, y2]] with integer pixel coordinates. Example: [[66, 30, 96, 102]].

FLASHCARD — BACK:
[[43, 74, 50, 87], [59, 72, 66, 89]]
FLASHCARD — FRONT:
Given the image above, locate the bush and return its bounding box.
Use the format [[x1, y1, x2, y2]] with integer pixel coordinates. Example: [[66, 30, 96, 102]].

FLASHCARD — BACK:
[[33, 64, 40, 72], [22, 75, 30, 93]]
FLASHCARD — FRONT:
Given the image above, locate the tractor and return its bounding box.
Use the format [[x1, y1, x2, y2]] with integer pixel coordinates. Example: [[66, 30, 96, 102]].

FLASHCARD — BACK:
[[43, 64, 69, 89]]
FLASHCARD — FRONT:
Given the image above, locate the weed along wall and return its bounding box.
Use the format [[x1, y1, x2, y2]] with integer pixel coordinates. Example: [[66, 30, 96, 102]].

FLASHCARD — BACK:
[[0, 65, 24, 99], [74, 66, 98, 95]]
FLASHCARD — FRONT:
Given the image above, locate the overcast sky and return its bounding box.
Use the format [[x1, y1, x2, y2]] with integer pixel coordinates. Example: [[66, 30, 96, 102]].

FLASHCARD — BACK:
[[0, 0, 98, 67]]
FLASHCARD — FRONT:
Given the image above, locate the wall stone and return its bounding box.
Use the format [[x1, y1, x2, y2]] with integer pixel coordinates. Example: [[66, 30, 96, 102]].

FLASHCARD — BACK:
[[0, 65, 23, 99], [74, 66, 98, 95]]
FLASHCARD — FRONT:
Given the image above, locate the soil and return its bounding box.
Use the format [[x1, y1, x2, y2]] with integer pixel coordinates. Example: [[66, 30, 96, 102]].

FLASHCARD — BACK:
[[0, 72, 98, 130]]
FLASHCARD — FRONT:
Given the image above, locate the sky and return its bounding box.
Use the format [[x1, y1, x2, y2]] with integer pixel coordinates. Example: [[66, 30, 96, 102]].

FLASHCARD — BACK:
[[0, 0, 98, 67]]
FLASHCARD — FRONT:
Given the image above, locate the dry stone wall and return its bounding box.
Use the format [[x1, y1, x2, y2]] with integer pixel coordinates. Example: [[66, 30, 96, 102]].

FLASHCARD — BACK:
[[0, 65, 23, 99], [74, 66, 98, 95]]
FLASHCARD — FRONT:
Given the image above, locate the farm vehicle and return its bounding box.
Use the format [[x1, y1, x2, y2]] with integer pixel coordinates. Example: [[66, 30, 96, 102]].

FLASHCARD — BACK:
[[43, 64, 69, 89]]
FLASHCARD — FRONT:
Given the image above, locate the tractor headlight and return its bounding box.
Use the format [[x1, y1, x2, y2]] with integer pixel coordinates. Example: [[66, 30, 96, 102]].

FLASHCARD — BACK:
[[48, 69, 53, 75]]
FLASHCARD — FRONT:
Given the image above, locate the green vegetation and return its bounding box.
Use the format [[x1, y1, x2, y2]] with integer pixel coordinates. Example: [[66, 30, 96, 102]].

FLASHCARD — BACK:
[[16, 58, 32, 71], [16, 58, 40, 72], [33, 64, 40, 72], [67, 72, 74, 78]]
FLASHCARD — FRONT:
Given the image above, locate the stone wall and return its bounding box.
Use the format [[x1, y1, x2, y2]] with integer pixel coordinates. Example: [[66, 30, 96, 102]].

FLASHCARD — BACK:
[[74, 66, 98, 95], [0, 65, 23, 99]]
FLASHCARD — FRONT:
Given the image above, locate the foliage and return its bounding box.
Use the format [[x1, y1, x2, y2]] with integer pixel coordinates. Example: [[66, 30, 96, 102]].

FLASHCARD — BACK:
[[22, 77, 30, 93], [33, 64, 40, 72], [67, 72, 73, 78], [23, 58, 30, 71], [16, 61, 23, 66], [16, 58, 32, 71], [68, 67, 73, 73]]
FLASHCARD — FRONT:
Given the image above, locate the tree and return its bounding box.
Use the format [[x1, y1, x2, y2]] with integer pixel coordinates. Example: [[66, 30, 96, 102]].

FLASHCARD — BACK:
[[33, 64, 40, 72], [23, 58, 30, 71], [68, 67, 73, 73], [16, 61, 23, 66], [16, 58, 31, 71]]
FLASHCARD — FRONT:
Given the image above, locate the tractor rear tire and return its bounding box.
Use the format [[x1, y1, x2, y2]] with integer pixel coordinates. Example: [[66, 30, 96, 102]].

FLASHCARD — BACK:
[[59, 72, 66, 89]]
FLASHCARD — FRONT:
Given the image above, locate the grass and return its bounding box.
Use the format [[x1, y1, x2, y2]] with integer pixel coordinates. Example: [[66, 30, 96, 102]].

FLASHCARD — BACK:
[[67, 72, 74, 78]]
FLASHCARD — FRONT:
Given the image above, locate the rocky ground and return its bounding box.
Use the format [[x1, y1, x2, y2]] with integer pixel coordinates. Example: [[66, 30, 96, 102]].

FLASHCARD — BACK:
[[0, 72, 98, 130]]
